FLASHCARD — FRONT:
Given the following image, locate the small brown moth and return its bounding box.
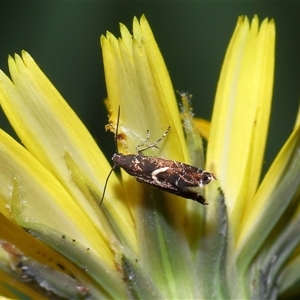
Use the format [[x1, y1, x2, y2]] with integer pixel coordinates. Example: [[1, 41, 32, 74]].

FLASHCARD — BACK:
[[100, 107, 216, 205]]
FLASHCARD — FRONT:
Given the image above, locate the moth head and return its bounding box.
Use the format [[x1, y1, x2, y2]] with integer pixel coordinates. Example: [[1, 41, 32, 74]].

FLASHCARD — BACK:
[[200, 171, 216, 186]]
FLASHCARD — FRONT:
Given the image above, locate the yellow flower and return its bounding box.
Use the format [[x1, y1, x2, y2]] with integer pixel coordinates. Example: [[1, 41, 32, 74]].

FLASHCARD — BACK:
[[0, 14, 299, 299]]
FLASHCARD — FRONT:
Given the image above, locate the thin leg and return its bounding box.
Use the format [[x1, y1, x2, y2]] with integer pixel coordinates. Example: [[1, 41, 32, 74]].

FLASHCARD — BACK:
[[136, 130, 150, 153], [137, 126, 170, 155]]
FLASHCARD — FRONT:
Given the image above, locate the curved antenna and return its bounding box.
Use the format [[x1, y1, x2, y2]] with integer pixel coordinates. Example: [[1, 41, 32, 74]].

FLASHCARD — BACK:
[[100, 166, 115, 205], [100, 106, 121, 206], [115, 106, 120, 154]]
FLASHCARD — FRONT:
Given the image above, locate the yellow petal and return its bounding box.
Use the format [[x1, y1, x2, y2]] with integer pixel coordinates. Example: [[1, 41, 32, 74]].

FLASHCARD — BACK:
[[0, 213, 101, 298], [0, 51, 136, 252], [193, 118, 211, 141], [206, 16, 275, 236], [236, 124, 300, 273], [294, 105, 300, 129], [101, 15, 188, 224], [101, 15, 187, 162], [0, 128, 114, 267]]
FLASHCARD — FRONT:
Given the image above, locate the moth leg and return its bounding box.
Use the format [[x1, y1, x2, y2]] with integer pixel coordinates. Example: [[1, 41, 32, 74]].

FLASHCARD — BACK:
[[178, 191, 208, 205], [137, 127, 170, 155], [175, 176, 208, 205], [151, 167, 169, 184], [136, 130, 151, 154], [175, 174, 198, 189]]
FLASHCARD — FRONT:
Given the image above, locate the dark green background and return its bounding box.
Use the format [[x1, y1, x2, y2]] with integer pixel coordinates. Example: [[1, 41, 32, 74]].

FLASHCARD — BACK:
[[0, 3, 299, 177]]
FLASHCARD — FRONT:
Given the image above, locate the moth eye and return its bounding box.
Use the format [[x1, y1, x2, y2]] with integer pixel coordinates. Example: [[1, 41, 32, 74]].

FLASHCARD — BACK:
[[201, 172, 215, 185]]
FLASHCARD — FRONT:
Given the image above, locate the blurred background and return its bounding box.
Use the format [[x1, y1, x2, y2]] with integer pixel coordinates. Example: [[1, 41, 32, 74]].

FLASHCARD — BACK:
[[0, 3, 299, 176]]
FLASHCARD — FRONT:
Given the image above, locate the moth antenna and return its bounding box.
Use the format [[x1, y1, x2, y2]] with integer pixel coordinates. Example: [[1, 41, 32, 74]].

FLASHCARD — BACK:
[[100, 166, 115, 205], [100, 106, 121, 206], [115, 105, 121, 154]]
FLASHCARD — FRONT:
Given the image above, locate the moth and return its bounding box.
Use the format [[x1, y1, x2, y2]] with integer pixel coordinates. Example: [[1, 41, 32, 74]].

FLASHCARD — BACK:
[[101, 107, 216, 205]]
